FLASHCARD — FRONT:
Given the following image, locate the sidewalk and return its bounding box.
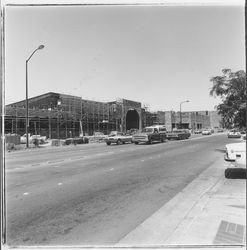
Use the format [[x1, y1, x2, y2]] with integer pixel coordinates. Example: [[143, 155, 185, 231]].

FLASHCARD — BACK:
[[116, 157, 246, 247]]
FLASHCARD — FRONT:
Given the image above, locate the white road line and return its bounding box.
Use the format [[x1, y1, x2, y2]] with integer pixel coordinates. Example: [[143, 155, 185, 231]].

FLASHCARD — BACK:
[[23, 192, 29, 196], [57, 182, 63, 186]]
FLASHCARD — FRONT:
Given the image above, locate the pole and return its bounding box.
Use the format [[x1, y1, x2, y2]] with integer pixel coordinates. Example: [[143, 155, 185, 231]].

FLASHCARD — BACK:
[[179, 100, 189, 129], [58, 112, 60, 140], [179, 102, 182, 129], [26, 60, 29, 148], [49, 113, 51, 139], [25, 45, 44, 148]]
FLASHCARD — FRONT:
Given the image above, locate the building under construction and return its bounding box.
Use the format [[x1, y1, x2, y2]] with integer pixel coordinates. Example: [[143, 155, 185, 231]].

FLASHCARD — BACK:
[[4, 92, 222, 139], [5, 92, 143, 138]]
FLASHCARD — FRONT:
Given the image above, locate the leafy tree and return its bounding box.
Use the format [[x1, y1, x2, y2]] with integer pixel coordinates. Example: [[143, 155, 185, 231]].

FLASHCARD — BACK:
[[210, 69, 246, 129]]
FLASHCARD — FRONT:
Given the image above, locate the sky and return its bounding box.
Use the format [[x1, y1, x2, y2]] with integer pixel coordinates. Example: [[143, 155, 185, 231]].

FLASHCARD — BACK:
[[3, 1, 245, 112]]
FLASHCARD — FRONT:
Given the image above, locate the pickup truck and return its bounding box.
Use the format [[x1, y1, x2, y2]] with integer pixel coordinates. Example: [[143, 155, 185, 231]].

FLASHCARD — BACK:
[[132, 125, 167, 144], [105, 131, 133, 145], [166, 129, 191, 140], [20, 133, 47, 144]]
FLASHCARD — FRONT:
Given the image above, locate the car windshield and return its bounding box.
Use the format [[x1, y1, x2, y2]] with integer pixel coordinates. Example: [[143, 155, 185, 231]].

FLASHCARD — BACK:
[[142, 128, 154, 133], [109, 131, 118, 136]]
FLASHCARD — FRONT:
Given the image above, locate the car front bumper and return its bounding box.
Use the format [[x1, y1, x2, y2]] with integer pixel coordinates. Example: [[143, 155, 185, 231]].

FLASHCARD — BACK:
[[224, 153, 235, 162], [228, 135, 241, 138], [132, 136, 149, 142]]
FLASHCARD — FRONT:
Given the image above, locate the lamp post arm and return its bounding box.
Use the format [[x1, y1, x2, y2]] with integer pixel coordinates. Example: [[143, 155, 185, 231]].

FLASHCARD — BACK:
[[26, 48, 40, 63]]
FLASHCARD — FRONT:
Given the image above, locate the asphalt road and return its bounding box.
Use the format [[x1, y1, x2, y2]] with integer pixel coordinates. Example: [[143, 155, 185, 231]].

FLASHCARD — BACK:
[[5, 133, 233, 246]]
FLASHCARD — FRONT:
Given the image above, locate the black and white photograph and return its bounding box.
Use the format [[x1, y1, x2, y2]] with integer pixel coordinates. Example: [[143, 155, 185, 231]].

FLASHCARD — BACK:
[[1, 0, 246, 248]]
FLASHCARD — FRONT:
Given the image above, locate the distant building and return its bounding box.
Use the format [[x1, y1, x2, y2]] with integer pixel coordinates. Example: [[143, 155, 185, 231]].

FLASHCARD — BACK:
[[163, 110, 222, 131]]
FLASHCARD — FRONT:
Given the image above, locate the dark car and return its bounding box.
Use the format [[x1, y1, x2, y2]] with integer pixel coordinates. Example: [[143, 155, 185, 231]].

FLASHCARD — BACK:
[[167, 129, 191, 140], [65, 136, 89, 145]]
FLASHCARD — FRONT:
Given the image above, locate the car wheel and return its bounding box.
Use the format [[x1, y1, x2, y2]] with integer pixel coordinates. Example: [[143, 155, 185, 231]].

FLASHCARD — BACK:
[[148, 138, 153, 144], [116, 139, 121, 145], [134, 141, 139, 145], [106, 142, 111, 145]]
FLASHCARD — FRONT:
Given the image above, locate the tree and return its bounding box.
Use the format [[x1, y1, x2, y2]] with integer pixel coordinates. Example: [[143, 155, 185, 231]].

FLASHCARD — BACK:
[[210, 69, 246, 129]]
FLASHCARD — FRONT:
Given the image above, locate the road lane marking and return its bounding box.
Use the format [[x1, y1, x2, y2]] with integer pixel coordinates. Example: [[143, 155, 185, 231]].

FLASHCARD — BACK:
[[23, 192, 29, 196], [57, 182, 63, 186]]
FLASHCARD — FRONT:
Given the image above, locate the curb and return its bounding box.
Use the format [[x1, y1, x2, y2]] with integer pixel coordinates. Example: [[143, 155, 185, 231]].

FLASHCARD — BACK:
[[116, 157, 233, 246]]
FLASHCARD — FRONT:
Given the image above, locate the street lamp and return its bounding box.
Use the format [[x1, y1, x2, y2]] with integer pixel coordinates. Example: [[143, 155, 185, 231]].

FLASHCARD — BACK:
[[179, 100, 189, 128], [25, 45, 45, 148], [57, 99, 62, 141]]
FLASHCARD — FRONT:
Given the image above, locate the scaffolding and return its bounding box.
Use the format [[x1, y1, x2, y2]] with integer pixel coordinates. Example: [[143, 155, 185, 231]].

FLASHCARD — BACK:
[[4, 99, 123, 138]]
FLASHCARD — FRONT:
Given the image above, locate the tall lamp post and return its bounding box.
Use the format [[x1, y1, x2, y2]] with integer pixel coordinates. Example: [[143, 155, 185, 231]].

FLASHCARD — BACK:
[[25, 45, 45, 148], [179, 100, 189, 129]]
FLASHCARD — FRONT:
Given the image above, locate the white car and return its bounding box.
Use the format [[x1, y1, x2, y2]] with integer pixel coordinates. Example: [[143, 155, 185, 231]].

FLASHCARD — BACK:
[[224, 141, 246, 164], [202, 129, 211, 135], [105, 131, 133, 145], [224, 141, 246, 179], [227, 129, 241, 138], [20, 133, 47, 144]]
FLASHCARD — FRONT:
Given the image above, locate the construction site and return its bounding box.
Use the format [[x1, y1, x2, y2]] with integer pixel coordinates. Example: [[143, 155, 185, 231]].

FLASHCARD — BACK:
[[4, 92, 221, 139]]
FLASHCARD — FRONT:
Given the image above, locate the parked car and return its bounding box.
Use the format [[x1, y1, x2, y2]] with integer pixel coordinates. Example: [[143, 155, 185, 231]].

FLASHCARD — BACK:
[[202, 129, 211, 135], [224, 141, 246, 179], [167, 129, 191, 140], [65, 136, 89, 145], [132, 125, 167, 144], [227, 129, 241, 138], [194, 129, 202, 134], [217, 128, 224, 133], [224, 142, 246, 162], [92, 132, 107, 142], [105, 131, 133, 145], [20, 133, 47, 144]]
